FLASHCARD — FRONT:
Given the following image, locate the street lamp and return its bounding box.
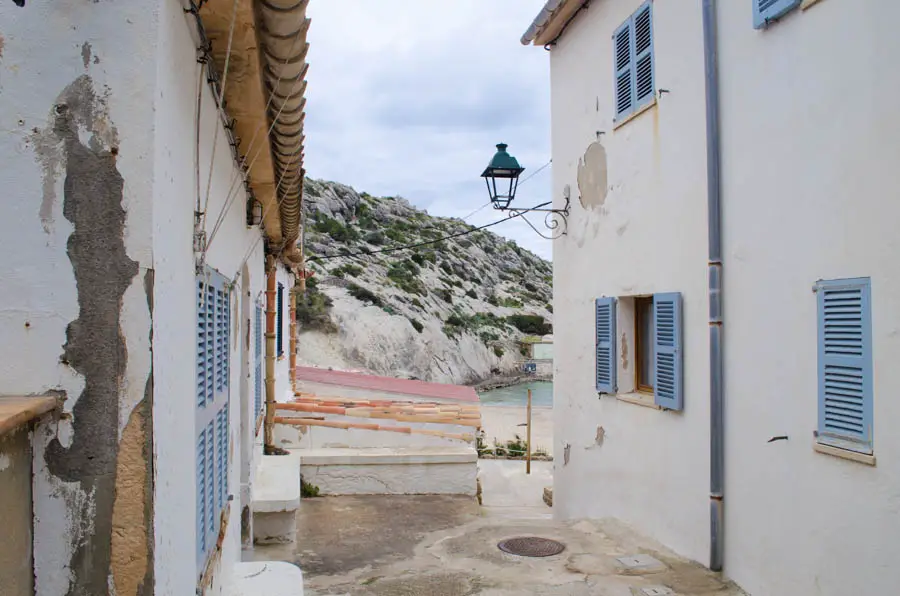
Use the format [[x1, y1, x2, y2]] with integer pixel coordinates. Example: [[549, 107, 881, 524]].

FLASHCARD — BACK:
[[479, 143, 570, 239], [481, 143, 524, 210]]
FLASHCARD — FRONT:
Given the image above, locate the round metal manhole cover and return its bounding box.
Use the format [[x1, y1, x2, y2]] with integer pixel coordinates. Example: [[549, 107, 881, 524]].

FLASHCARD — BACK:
[[497, 536, 566, 557]]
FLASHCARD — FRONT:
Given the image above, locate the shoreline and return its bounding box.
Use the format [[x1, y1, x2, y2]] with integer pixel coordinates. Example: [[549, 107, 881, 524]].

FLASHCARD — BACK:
[[470, 374, 553, 392]]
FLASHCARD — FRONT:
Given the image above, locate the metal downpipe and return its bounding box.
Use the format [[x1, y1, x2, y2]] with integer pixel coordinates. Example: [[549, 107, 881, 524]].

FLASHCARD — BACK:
[[702, 0, 725, 573]]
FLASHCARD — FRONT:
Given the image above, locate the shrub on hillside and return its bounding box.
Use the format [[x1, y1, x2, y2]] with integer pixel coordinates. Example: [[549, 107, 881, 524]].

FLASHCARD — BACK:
[[506, 314, 551, 335], [347, 283, 383, 307]]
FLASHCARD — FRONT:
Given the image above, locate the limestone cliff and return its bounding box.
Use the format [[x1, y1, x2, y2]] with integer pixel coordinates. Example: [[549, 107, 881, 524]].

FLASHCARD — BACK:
[[297, 178, 553, 385]]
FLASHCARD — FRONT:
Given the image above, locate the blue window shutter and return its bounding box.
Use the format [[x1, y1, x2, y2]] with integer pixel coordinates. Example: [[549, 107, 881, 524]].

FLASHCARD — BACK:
[[196, 432, 207, 558], [613, 19, 634, 119], [196, 281, 208, 409], [753, 0, 801, 29], [654, 293, 683, 410], [816, 278, 873, 453], [595, 297, 617, 393], [205, 422, 215, 535], [633, 1, 654, 107], [254, 304, 263, 420]]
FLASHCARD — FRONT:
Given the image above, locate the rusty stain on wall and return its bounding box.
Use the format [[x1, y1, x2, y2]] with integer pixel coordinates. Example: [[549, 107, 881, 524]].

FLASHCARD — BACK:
[[621, 333, 629, 371], [0, 33, 5, 60], [577, 141, 608, 209], [81, 42, 92, 70], [35, 74, 146, 596]]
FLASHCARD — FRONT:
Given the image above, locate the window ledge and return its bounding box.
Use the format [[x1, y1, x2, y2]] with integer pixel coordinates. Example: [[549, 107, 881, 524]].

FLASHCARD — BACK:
[[616, 392, 661, 410], [801, 0, 824, 9], [0, 395, 61, 437], [813, 442, 876, 466], [613, 98, 657, 131]]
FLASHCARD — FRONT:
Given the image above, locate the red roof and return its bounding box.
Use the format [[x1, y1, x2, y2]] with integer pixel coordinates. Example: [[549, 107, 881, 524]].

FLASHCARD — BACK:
[[294, 367, 479, 403]]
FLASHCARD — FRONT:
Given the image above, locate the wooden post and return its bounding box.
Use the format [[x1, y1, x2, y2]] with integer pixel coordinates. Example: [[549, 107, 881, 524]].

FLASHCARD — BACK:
[[526, 388, 532, 475], [264, 255, 277, 449], [289, 285, 297, 394]]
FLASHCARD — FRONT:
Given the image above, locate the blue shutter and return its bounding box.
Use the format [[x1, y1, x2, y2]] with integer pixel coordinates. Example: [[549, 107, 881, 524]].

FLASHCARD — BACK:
[[196, 281, 209, 408], [654, 292, 683, 410], [613, 19, 634, 119], [816, 278, 873, 454], [205, 283, 215, 405], [205, 422, 215, 536], [595, 297, 617, 393], [254, 304, 263, 420], [633, 1, 654, 107], [216, 408, 226, 511], [753, 0, 801, 29], [196, 432, 207, 558]]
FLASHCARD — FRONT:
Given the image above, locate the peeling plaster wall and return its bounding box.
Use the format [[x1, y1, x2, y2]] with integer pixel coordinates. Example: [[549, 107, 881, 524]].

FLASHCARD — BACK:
[[0, 2, 157, 595], [150, 1, 281, 593], [548, 0, 710, 564], [717, 2, 900, 594]]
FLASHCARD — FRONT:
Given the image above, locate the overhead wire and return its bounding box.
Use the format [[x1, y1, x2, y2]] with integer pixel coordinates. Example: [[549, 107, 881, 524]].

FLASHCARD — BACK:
[[199, 0, 240, 237], [305, 158, 554, 263]]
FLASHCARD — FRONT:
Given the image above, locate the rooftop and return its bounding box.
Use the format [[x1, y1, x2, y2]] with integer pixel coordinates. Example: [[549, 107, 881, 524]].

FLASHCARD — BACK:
[[294, 367, 480, 403]]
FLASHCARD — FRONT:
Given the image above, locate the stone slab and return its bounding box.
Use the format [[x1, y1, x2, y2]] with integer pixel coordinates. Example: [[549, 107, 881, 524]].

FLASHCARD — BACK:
[[253, 452, 301, 513], [231, 561, 304, 596]]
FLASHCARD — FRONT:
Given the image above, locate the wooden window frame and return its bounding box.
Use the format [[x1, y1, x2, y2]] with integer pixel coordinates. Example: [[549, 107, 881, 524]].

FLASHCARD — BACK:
[[634, 295, 654, 394]]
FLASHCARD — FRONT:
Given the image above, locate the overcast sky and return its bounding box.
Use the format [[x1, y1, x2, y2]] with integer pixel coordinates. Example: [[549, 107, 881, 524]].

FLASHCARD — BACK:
[[304, 0, 553, 260]]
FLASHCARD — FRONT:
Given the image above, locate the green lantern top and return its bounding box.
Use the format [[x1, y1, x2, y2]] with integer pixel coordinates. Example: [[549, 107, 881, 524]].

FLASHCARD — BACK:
[[481, 143, 524, 179]]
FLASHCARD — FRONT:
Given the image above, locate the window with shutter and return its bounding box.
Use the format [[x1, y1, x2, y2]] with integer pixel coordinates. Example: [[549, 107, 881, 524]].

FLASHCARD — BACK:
[[653, 292, 683, 410], [753, 0, 801, 29], [195, 266, 231, 570], [254, 303, 264, 422], [816, 278, 873, 454], [613, 1, 655, 121], [596, 297, 617, 393]]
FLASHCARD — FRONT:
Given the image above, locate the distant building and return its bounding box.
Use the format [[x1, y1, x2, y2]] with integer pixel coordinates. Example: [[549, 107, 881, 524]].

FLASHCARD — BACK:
[[520, 335, 554, 375], [522, 1, 900, 594], [0, 1, 310, 594]]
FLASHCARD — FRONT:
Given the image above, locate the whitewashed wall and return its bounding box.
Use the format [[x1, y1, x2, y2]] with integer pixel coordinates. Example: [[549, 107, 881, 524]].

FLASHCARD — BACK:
[[549, 0, 711, 564], [717, 1, 900, 594], [0, 1, 158, 594], [151, 1, 283, 593]]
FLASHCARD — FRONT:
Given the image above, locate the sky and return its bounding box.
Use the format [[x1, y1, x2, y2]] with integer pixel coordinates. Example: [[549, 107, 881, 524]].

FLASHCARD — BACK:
[[304, 0, 553, 260]]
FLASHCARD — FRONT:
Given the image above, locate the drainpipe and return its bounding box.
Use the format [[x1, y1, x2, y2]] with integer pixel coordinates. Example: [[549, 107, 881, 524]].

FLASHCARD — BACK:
[[264, 255, 277, 450], [289, 284, 297, 394], [702, 0, 725, 572]]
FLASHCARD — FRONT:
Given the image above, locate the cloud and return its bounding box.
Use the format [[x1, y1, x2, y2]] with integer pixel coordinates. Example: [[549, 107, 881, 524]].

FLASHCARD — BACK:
[[304, 0, 553, 259]]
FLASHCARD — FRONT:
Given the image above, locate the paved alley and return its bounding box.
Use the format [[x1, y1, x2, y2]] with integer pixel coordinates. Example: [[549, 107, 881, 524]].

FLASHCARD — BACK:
[[249, 461, 745, 595]]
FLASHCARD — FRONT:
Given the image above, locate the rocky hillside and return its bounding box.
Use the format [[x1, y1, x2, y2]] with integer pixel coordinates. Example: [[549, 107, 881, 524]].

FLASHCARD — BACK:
[[297, 178, 553, 385]]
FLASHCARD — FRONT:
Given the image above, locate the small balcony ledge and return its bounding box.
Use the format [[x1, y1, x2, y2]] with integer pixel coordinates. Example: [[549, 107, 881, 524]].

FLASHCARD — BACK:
[[0, 395, 60, 437]]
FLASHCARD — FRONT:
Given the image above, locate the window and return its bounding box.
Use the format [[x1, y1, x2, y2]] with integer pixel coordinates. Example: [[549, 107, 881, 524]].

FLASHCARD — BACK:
[[254, 302, 263, 424], [635, 296, 654, 392], [816, 278, 873, 455], [596, 292, 683, 410], [276, 282, 284, 357], [196, 267, 230, 569], [753, 0, 801, 29], [613, 1, 655, 121]]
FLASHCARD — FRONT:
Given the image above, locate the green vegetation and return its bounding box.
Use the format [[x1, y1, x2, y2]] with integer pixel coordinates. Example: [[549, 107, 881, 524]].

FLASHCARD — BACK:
[[296, 283, 337, 333], [314, 215, 359, 243], [465, 288, 478, 300], [507, 314, 551, 335], [409, 318, 424, 333], [437, 288, 453, 303], [493, 346, 504, 358], [387, 260, 426, 296], [347, 283, 383, 307], [301, 476, 320, 498]]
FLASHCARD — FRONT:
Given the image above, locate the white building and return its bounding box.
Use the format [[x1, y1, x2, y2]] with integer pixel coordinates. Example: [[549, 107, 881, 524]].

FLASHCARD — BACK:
[[522, 1, 900, 594], [0, 0, 310, 594]]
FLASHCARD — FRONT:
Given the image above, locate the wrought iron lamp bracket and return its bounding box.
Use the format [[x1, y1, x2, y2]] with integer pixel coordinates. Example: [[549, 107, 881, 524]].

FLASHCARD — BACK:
[[495, 194, 570, 240]]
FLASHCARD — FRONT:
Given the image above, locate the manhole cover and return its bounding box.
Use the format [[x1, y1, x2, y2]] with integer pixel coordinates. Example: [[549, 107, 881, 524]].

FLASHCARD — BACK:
[[497, 536, 565, 557]]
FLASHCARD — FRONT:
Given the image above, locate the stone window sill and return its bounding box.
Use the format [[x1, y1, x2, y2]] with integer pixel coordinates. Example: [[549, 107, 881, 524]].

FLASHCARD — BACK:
[[613, 98, 657, 131], [813, 441, 875, 466], [801, 0, 824, 9], [0, 395, 61, 437], [616, 392, 661, 410]]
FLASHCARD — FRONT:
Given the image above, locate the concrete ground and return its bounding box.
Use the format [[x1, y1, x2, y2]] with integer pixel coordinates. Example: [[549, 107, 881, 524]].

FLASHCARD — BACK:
[[248, 460, 744, 595]]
